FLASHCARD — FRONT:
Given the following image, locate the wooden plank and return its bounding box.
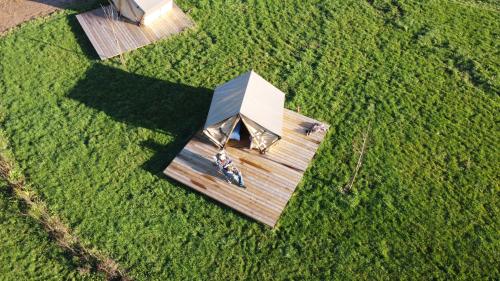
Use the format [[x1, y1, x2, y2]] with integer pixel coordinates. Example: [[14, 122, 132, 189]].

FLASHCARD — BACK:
[[164, 110, 329, 227], [76, 4, 194, 60], [188, 142, 296, 201], [174, 146, 289, 210], [166, 164, 278, 226]]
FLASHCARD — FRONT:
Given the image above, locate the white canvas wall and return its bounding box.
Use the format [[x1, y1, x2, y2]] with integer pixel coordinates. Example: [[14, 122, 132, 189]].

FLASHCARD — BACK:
[[111, 0, 173, 26]]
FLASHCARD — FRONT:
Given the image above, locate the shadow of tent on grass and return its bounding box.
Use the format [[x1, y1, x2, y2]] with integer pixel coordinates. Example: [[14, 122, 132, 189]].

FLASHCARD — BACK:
[[68, 64, 262, 226], [68, 64, 212, 175]]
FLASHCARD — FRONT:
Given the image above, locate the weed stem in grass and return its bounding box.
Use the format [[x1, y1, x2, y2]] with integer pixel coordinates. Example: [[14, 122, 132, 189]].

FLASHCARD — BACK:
[[342, 122, 371, 194]]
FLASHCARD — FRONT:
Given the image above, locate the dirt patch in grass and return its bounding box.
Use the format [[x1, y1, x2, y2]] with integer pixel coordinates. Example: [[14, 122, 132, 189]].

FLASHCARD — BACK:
[[0, 0, 84, 34]]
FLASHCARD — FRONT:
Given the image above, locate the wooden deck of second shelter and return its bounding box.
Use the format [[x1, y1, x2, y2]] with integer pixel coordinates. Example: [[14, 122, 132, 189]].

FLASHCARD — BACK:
[[164, 109, 329, 227], [76, 4, 194, 59]]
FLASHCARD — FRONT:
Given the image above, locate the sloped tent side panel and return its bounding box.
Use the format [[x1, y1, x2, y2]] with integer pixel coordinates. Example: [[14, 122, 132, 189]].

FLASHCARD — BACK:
[[240, 115, 280, 151], [111, 0, 145, 23], [240, 71, 285, 138], [141, 0, 174, 26], [203, 115, 240, 147], [204, 73, 249, 129]]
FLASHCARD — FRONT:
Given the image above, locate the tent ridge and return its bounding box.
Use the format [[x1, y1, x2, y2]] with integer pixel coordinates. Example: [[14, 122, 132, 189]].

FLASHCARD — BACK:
[[239, 69, 255, 115]]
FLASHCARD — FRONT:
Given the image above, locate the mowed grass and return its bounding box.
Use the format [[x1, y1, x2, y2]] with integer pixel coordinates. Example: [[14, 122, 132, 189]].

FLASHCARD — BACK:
[[0, 182, 99, 280], [0, 0, 499, 280]]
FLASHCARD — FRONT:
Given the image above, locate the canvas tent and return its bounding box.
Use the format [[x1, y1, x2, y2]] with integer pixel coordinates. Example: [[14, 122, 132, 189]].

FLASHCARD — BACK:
[[111, 0, 173, 26], [203, 71, 286, 153]]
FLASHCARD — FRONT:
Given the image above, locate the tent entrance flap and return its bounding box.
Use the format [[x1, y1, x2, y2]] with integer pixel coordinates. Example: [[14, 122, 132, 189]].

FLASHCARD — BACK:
[[112, 0, 144, 23], [203, 114, 280, 152], [203, 115, 240, 148], [240, 115, 280, 152]]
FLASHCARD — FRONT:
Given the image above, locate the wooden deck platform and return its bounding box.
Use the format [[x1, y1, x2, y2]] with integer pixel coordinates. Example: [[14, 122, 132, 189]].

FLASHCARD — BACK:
[[76, 4, 194, 60], [164, 109, 329, 227]]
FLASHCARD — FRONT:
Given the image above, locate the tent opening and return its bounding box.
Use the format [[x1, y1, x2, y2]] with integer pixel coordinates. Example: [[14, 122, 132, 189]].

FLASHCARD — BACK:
[[226, 120, 251, 149]]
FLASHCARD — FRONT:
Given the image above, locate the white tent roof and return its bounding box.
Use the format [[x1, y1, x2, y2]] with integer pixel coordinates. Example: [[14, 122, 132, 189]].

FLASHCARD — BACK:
[[111, 0, 173, 25], [204, 71, 285, 136], [136, 0, 169, 13]]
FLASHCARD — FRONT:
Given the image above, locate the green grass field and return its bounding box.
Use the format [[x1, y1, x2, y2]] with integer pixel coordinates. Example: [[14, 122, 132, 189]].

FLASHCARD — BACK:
[[0, 0, 498, 280], [0, 182, 99, 281]]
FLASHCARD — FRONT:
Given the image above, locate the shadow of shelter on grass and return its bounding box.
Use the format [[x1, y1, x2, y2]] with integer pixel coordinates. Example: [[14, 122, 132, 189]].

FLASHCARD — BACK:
[[68, 64, 212, 175], [67, 64, 260, 226]]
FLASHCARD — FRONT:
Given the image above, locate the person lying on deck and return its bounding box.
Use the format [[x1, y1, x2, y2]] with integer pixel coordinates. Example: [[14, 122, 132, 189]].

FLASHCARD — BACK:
[[213, 150, 228, 171], [306, 122, 327, 136], [213, 150, 245, 188]]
